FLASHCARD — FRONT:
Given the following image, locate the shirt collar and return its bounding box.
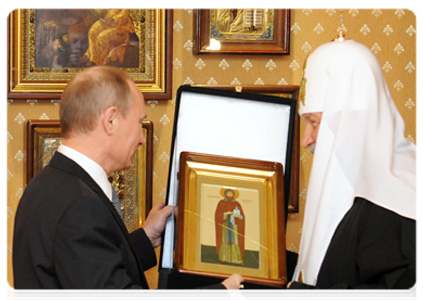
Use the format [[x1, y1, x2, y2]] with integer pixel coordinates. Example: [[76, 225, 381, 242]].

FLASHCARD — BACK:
[[57, 144, 112, 201]]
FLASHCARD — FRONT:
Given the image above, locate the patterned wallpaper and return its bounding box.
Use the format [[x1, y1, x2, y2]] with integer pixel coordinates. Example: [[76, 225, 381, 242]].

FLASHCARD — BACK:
[[7, 9, 416, 288]]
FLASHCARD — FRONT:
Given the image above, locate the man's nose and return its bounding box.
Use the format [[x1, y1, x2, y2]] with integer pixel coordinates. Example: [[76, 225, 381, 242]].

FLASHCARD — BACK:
[[301, 128, 315, 149]]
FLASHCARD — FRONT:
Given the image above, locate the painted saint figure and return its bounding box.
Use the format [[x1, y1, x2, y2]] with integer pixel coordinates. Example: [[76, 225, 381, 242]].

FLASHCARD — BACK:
[[214, 188, 245, 265], [35, 9, 139, 68], [83, 9, 137, 67], [214, 9, 264, 34]]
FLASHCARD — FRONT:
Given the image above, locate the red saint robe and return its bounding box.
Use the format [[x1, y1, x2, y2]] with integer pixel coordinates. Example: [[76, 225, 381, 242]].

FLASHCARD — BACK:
[[214, 198, 245, 259]]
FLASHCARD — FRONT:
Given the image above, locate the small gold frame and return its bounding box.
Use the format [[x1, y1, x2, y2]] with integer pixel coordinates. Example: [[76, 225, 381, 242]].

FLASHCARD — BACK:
[[193, 9, 290, 54]]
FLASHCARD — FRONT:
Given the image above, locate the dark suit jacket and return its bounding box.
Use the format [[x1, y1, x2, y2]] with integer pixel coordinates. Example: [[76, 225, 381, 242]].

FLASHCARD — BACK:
[[13, 152, 156, 289]]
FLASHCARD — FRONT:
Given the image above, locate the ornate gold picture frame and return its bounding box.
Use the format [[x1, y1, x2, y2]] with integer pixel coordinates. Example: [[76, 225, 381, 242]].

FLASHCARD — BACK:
[[8, 9, 172, 100], [193, 9, 290, 54], [176, 152, 287, 287], [25, 119, 154, 232]]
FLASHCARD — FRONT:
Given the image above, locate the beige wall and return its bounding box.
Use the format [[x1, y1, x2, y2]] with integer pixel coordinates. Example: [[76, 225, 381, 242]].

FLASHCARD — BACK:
[[7, 9, 416, 288]]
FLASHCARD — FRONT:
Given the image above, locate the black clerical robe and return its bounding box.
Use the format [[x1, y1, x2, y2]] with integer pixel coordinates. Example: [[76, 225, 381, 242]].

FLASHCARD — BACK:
[[290, 197, 415, 289]]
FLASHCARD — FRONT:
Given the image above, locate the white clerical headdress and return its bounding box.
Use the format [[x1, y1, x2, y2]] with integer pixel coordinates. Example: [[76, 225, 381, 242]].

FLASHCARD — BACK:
[[295, 40, 416, 285]]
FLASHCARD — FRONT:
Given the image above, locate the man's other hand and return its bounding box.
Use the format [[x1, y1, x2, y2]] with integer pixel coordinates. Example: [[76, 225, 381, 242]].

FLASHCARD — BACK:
[[222, 274, 247, 300], [143, 202, 173, 248]]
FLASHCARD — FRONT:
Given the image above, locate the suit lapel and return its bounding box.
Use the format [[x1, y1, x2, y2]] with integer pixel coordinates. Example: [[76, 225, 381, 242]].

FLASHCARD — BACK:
[[49, 152, 149, 288]]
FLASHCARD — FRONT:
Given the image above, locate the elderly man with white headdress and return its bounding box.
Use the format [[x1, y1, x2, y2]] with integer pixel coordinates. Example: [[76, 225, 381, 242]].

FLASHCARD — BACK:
[[288, 39, 416, 289]]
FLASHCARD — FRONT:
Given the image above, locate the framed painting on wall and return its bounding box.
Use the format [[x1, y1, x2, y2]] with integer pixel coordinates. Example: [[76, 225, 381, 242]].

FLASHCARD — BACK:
[[25, 119, 154, 232], [175, 152, 287, 287], [193, 9, 290, 54], [8, 9, 173, 100]]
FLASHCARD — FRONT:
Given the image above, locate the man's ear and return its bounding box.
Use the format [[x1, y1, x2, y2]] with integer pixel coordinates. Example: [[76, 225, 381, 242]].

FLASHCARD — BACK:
[[102, 106, 119, 135]]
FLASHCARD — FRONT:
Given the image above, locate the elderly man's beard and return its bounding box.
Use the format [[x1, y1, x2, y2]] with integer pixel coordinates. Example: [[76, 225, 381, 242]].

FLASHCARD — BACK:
[[308, 143, 316, 154]]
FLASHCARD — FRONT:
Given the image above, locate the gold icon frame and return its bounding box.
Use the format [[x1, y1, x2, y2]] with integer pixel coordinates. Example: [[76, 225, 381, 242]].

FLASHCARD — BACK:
[[175, 152, 287, 287]]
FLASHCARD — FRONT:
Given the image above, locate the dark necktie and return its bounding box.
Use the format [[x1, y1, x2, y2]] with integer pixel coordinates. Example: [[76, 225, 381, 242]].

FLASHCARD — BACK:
[[111, 185, 124, 221]]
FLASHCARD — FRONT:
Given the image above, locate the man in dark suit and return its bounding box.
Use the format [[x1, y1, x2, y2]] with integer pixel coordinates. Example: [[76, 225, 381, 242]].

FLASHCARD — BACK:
[[13, 66, 243, 289]]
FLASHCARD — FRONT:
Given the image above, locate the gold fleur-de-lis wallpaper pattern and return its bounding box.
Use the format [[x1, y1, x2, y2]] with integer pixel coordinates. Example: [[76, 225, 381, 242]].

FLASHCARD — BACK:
[[7, 9, 416, 288]]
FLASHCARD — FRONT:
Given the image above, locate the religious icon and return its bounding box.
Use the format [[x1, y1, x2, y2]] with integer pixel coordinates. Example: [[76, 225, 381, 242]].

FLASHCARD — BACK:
[[175, 152, 286, 286], [211, 9, 272, 41], [199, 184, 260, 270], [193, 9, 290, 54], [214, 188, 246, 265], [9, 9, 172, 99], [35, 9, 139, 68], [83, 9, 139, 67], [214, 9, 264, 34]]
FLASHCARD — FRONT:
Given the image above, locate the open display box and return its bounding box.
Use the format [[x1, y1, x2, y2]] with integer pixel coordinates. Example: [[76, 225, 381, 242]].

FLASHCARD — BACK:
[[159, 86, 297, 289]]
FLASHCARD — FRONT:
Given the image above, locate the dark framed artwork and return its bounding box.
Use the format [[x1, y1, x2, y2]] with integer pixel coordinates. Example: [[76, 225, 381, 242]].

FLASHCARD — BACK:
[[176, 152, 287, 287], [25, 119, 154, 232], [8, 9, 173, 100], [193, 85, 300, 213], [193, 9, 290, 54]]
